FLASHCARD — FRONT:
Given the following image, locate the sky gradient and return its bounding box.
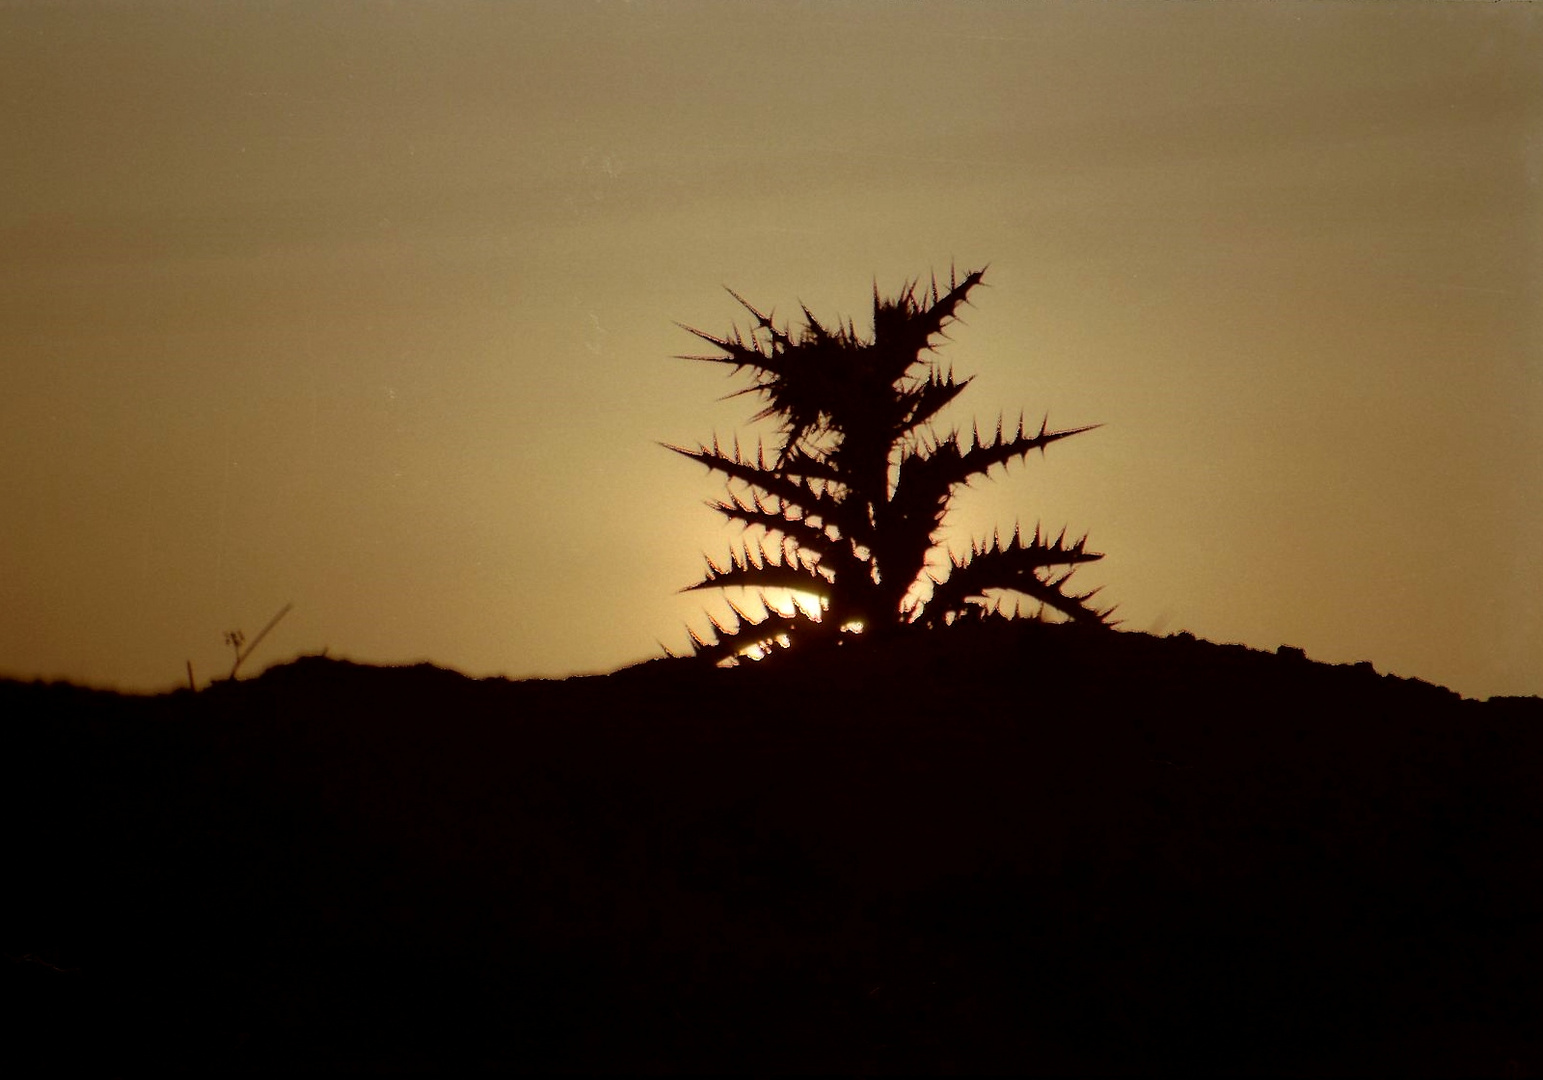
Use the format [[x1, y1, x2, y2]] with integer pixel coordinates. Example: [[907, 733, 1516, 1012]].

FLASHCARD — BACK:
[[3, 1, 1540, 699]]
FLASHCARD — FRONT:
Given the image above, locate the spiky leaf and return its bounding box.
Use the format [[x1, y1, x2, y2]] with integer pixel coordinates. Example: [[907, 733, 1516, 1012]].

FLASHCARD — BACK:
[[683, 543, 835, 599], [923, 526, 1108, 626], [683, 603, 835, 664]]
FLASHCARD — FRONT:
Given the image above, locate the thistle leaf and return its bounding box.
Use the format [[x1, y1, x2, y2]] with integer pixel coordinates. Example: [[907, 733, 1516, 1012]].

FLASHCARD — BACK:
[[895, 367, 972, 438], [664, 441, 847, 524], [683, 543, 835, 598], [872, 266, 986, 368], [957, 415, 1101, 480], [683, 604, 833, 664], [709, 491, 836, 555], [922, 529, 1108, 627]]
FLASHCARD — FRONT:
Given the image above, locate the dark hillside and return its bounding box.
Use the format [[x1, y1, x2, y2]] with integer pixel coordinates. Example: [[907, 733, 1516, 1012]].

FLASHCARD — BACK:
[[6, 625, 1541, 1074]]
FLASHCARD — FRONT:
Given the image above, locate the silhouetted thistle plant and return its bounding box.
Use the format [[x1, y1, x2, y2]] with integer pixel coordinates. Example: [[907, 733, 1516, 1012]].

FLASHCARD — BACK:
[[668, 267, 1112, 663]]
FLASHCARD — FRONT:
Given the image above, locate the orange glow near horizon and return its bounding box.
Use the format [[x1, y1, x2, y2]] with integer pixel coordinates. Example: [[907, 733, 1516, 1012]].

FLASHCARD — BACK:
[[0, 2, 1538, 699]]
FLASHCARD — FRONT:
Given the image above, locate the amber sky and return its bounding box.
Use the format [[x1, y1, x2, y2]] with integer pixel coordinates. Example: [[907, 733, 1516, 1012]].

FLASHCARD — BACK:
[[2, 1, 1539, 699]]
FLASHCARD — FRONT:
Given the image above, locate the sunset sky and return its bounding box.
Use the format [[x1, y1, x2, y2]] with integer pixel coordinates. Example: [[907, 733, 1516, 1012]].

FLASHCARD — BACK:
[[3, 1, 1539, 699]]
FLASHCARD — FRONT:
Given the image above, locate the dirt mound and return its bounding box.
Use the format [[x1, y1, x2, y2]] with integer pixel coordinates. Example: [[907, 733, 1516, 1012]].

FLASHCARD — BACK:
[[7, 626, 1540, 1073]]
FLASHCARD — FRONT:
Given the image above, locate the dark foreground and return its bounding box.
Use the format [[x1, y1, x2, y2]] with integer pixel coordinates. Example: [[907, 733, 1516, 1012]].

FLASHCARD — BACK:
[[7, 623, 1542, 1074]]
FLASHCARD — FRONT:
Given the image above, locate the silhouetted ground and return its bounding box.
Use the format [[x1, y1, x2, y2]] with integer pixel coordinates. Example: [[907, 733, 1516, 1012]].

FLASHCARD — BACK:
[[7, 623, 1542, 1074]]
